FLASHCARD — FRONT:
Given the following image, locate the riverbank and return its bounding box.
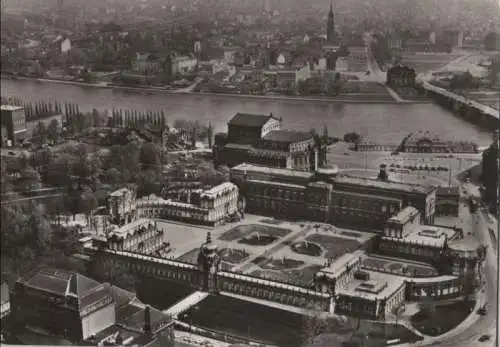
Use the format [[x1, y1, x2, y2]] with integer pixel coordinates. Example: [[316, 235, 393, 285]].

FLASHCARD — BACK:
[[2, 75, 430, 104]]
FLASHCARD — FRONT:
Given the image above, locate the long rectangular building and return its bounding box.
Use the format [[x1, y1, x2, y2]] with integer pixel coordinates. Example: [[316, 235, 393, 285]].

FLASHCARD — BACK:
[[231, 163, 436, 229]]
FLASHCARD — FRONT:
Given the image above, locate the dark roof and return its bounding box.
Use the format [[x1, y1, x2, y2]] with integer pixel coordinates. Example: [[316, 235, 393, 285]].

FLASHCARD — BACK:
[[109, 284, 136, 309], [18, 268, 106, 310], [262, 130, 313, 143], [228, 113, 275, 128], [116, 303, 172, 336]]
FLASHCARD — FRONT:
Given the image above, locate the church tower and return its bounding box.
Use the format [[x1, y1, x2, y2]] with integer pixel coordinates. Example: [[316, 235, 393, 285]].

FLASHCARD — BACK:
[[327, 1, 335, 43]]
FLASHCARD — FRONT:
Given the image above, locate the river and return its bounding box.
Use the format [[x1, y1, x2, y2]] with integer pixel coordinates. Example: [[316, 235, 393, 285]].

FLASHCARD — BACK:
[[1, 78, 492, 146]]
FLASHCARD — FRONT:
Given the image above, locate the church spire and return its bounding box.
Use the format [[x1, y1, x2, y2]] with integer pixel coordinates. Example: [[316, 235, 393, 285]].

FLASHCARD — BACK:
[[327, 1, 335, 43]]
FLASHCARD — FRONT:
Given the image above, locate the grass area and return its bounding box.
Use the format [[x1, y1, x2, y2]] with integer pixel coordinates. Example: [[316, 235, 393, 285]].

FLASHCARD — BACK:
[[176, 248, 250, 265], [341, 82, 390, 94], [306, 234, 362, 259], [179, 294, 310, 347], [258, 257, 305, 270], [291, 241, 323, 257], [362, 257, 438, 278], [250, 264, 322, 287], [136, 276, 195, 310], [219, 224, 291, 242], [220, 248, 250, 264], [410, 300, 476, 336]]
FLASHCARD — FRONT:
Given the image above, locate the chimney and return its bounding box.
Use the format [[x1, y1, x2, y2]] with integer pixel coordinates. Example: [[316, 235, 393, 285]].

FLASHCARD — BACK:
[[144, 305, 152, 335]]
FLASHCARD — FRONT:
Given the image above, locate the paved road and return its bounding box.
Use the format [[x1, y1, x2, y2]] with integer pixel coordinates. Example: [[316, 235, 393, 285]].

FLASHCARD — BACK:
[[423, 183, 497, 347]]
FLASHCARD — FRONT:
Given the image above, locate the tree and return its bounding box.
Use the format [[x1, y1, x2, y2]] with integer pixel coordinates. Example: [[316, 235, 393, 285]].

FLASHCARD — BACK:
[[46, 119, 60, 144], [33, 121, 47, 145], [140, 143, 161, 171], [343, 132, 361, 143]]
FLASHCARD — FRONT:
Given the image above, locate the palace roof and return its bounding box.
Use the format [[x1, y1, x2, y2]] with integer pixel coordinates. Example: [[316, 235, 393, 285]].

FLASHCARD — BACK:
[[337, 271, 405, 301], [228, 113, 277, 128], [333, 175, 434, 195], [233, 163, 313, 180], [201, 182, 237, 199], [262, 130, 313, 144], [388, 206, 420, 225]]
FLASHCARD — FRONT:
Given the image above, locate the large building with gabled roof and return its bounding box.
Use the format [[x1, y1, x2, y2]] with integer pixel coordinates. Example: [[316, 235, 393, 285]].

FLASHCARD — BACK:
[[10, 268, 174, 345], [214, 113, 326, 171]]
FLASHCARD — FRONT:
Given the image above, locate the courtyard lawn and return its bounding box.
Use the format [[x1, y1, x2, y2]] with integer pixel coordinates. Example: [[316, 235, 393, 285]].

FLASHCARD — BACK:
[[306, 234, 362, 259], [362, 257, 438, 278], [219, 224, 291, 242], [250, 264, 322, 287], [410, 300, 476, 336], [179, 294, 309, 347], [176, 248, 250, 266]]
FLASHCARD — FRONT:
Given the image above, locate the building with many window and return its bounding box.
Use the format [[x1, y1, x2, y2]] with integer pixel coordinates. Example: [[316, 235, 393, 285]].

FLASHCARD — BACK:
[[10, 268, 174, 345], [1, 105, 27, 146], [399, 130, 449, 153], [213, 113, 326, 171], [105, 219, 169, 256], [436, 187, 460, 216], [230, 163, 436, 229], [137, 182, 239, 226]]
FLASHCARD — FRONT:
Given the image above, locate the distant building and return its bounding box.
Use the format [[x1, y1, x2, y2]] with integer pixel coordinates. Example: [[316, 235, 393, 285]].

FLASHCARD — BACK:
[[171, 55, 198, 75], [213, 113, 325, 171], [0, 105, 27, 146], [386, 65, 416, 87], [133, 53, 164, 75], [10, 268, 174, 345], [399, 130, 448, 153]]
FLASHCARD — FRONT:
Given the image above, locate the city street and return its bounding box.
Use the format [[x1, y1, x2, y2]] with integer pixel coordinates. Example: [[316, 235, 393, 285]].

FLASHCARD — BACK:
[[421, 183, 498, 347]]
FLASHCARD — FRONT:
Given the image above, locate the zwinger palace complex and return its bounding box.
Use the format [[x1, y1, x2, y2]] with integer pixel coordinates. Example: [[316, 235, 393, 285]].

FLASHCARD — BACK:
[[71, 113, 484, 326]]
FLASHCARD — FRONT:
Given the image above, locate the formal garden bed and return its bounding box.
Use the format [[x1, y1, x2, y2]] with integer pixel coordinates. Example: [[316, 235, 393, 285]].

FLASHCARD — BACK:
[[260, 218, 284, 225], [290, 241, 323, 257], [220, 248, 250, 264], [238, 234, 279, 246], [306, 234, 362, 259], [219, 224, 291, 242], [410, 300, 476, 336], [252, 257, 305, 270], [249, 264, 321, 287]]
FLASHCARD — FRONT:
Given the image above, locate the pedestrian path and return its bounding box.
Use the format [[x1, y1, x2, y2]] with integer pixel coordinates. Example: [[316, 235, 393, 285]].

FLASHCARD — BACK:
[[163, 291, 209, 317]]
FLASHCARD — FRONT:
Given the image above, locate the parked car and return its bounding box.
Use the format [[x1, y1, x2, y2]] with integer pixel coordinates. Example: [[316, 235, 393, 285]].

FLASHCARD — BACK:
[[478, 335, 490, 342]]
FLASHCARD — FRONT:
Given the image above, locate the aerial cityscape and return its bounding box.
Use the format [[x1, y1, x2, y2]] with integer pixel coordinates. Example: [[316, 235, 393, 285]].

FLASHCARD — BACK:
[[0, 0, 499, 346]]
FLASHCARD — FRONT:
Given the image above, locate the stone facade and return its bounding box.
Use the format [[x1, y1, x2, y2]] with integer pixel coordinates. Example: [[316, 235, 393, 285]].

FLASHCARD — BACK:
[[107, 188, 137, 225], [106, 219, 167, 255], [137, 182, 239, 226], [214, 113, 326, 171], [231, 163, 436, 228]]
